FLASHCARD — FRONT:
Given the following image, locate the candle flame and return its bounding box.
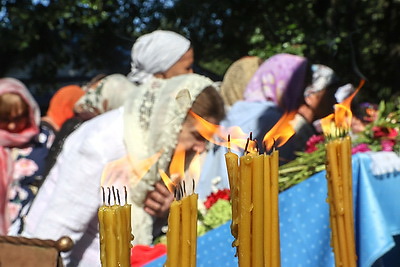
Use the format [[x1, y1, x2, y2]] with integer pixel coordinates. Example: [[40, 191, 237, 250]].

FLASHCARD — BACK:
[[101, 151, 162, 187], [159, 169, 176, 193], [321, 80, 364, 137], [263, 111, 296, 151], [159, 144, 186, 194]]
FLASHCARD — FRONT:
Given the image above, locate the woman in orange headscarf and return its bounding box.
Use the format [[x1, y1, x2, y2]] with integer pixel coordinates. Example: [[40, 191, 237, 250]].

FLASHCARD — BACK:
[[41, 85, 85, 132]]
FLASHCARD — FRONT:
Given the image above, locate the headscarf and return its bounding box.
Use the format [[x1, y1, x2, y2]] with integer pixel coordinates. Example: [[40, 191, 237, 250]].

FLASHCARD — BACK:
[[127, 30, 191, 85], [46, 85, 85, 129], [75, 74, 137, 114], [0, 78, 40, 235], [304, 64, 336, 97], [0, 78, 40, 147], [103, 74, 215, 244], [220, 56, 262, 107], [243, 53, 309, 111]]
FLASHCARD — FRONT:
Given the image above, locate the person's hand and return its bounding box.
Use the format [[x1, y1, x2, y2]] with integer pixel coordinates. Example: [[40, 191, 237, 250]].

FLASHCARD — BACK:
[[144, 181, 174, 218]]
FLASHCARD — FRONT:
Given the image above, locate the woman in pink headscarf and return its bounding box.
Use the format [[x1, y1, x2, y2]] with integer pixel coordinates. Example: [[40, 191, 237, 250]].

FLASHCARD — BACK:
[[0, 78, 40, 234]]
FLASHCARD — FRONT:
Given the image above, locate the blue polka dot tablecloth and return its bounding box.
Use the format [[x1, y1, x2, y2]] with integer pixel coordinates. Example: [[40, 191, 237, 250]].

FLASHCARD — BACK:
[[146, 153, 400, 267]]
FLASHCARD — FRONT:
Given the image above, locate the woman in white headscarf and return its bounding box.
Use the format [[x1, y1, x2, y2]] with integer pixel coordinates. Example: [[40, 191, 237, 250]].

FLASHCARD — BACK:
[[21, 73, 225, 266], [127, 30, 194, 85]]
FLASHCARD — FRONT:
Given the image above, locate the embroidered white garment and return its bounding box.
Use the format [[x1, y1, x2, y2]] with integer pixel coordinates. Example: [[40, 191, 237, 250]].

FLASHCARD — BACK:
[[104, 73, 214, 244], [127, 30, 190, 84]]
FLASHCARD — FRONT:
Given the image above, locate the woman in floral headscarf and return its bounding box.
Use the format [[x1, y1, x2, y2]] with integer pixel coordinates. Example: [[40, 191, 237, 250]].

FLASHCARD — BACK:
[[198, 53, 310, 199], [0, 77, 53, 235]]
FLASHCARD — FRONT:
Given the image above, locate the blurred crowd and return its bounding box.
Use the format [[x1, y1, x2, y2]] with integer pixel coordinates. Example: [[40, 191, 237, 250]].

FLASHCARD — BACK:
[[0, 30, 376, 266]]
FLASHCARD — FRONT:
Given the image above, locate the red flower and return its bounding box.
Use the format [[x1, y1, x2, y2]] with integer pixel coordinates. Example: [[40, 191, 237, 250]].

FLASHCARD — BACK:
[[305, 135, 325, 153], [381, 139, 396, 151], [372, 126, 398, 139], [204, 189, 230, 209], [352, 143, 371, 154]]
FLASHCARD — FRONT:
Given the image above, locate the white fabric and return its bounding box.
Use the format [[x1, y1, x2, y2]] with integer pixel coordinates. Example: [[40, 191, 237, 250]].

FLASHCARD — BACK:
[[127, 30, 191, 84], [335, 83, 355, 103], [21, 109, 126, 267], [367, 151, 400, 176]]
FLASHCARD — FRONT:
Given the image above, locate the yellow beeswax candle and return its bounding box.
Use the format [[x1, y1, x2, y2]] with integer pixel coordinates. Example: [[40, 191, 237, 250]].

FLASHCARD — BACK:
[[263, 153, 272, 266], [181, 195, 191, 267], [103, 206, 118, 267], [326, 138, 357, 267], [270, 150, 281, 267], [99, 187, 133, 267], [98, 206, 107, 267], [252, 154, 264, 267], [225, 151, 239, 249], [166, 200, 181, 267], [238, 154, 253, 267], [189, 193, 198, 267]]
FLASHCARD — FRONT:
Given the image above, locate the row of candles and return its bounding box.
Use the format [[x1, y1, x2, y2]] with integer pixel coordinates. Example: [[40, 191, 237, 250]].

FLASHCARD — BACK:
[[98, 85, 362, 267]]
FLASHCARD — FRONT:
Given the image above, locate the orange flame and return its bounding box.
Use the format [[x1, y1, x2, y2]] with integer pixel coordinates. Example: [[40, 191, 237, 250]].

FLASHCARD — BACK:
[[159, 169, 175, 193], [263, 111, 296, 151], [189, 109, 255, 152], [158, 144, 186, 193], [101, 151, 162, 187], [321, 80, 364, 136]]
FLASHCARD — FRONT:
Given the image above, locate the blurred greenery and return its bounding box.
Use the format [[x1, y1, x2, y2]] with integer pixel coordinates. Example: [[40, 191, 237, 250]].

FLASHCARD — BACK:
[[1, 0, 399, 103]]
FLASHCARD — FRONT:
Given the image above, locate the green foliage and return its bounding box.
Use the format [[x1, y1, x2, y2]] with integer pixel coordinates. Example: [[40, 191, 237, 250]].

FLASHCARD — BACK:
[[1, 0, 399, 103]]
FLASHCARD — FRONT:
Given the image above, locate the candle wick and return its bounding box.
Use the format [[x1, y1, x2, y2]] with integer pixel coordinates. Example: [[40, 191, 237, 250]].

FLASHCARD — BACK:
[[183, 180, 186, 197], [124, 186, 128, 205], [254, 139, 260, 154], [249, 131, 253, 141], [112, 186, 116, 205], [228, 134, 231, 152], [101, 186, 105, 206], [244, 137, 250, 155], [116, 189, 121, 206], [192, 178, 196, 193], [107, 187, 111, 206]]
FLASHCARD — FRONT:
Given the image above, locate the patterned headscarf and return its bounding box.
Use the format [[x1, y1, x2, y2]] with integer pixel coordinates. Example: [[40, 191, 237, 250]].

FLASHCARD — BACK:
[[243, 53, 309, 111], [75, 74, 137, 114], [101, 74, 215, 244], [304, 64, 336, 97], [127, 30, 191, 85], [219, 56, 263, 107], [0, 78, 40, 147], [46, 85, 85, 129]]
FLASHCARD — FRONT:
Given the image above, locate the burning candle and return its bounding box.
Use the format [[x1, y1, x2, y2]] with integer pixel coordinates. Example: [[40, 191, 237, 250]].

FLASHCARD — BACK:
[[165, 183, 198, 267], [321, 82, 363, 267], [98, 186, 133, 267], [224, 112, 295, 267], [160, 145, 198, 267]]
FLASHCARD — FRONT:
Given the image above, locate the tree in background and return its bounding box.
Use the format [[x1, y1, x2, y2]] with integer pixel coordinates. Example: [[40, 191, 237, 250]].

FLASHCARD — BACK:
[[1, 0, 399, 102]]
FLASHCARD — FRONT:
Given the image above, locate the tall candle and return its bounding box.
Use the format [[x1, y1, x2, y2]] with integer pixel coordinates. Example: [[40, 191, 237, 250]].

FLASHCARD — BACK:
[[166, 200, 181, 267], [166, 192, 198, 267], [270, 150, 281, 267], [98, 187, 133, 267], [225, 150, 239, 251], [238, 154, 253, 267], [252, 154, 264, 267], [325, 137, 357, 267]]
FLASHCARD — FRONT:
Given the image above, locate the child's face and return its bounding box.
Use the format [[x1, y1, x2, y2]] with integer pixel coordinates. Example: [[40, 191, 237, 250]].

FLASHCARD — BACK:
[[0, 93, 30, 133]]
